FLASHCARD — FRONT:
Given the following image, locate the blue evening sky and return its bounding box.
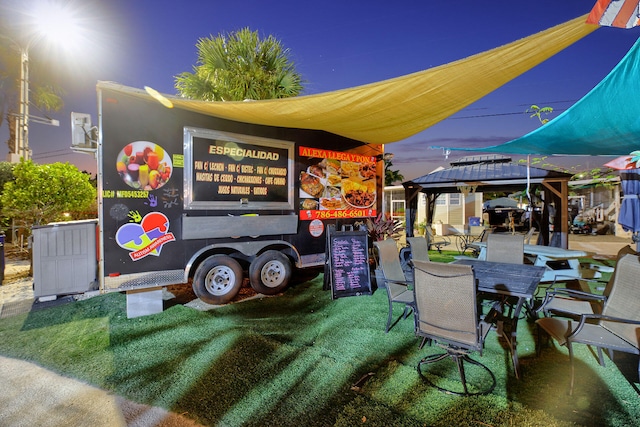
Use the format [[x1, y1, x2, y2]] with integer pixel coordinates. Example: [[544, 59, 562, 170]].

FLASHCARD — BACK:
[[2, 0, 639, 179]]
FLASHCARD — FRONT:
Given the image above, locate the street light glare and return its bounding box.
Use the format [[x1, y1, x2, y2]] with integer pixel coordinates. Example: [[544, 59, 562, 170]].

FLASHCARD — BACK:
[[2, 0, 85, 163], [32, 2, 79, 47]]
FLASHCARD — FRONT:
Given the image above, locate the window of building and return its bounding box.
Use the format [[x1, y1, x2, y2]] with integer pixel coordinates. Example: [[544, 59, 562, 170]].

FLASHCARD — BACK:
[[391, 200, 405, 218]]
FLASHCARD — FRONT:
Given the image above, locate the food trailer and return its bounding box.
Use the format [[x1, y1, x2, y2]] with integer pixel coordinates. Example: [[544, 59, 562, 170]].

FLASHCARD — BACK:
[[91, 82, 382, 312]]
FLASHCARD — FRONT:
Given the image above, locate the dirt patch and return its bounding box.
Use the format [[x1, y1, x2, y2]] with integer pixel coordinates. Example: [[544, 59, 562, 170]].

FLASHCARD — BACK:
[[4, 242, 30, 260], [3, 263, 30, 283]]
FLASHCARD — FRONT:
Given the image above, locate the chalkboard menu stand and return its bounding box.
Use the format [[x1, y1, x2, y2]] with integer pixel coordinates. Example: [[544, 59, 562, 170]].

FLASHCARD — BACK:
[[324, 224, 373, 299]]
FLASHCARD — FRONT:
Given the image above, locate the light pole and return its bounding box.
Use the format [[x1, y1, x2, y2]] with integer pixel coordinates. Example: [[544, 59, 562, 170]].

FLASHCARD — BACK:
[[1, 3, 74, 162], [0, 33, 28, 161], [17, 44, 29, 161]]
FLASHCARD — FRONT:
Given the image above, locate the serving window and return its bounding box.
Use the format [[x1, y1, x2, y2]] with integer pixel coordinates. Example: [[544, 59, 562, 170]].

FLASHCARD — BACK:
[[183, 127, 294, 210]]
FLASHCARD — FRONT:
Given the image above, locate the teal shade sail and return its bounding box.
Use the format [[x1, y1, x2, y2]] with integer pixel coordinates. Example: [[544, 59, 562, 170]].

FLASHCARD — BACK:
[[455, 36, 640, 156]]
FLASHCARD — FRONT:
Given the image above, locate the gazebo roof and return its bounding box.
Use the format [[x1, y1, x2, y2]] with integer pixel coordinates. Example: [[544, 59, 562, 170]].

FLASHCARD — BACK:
[[403, 155, 572, 194]]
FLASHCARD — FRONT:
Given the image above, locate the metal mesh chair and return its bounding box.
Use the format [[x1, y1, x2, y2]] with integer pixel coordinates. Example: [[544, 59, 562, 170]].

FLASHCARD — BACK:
[[412, 259, 496, 396], [539, 245, 637, 318], [483, 233, 526, 319], [374, 239, 414, 333], [407, 236, 430, 263], [485, 233, 524, 264], [425, 228, 451, 253], [399, 237, 431, 282], [469, 227, 494, 257], [536, 254, 640, 395]]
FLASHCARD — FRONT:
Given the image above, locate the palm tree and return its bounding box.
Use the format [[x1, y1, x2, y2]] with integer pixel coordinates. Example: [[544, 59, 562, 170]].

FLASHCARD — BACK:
[[175, 27, 304, 101], [384, 158, 404, 186]]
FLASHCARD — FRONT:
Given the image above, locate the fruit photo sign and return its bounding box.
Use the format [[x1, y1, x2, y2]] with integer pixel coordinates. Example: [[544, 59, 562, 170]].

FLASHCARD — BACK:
[[116, 141, 173, 190]]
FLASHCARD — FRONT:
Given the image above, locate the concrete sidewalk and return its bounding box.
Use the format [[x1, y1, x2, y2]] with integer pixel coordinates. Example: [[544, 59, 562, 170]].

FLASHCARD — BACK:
[[0, 355, 202, 426], [567, 233, 633, 257]]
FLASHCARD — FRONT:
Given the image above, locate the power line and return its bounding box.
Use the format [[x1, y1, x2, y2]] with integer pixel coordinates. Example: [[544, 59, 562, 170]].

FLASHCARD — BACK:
[[452, 108, 567, 120], [32, 148, 70, 156], [32, 150, 76, 160]]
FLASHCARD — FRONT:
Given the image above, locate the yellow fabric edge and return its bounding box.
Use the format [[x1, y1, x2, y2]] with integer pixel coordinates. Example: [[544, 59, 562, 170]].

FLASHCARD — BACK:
[[99, 14, 598, 144]]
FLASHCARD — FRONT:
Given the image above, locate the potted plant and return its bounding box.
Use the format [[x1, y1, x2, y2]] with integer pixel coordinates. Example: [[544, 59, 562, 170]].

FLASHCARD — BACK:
[[364, 212, 405, 243]]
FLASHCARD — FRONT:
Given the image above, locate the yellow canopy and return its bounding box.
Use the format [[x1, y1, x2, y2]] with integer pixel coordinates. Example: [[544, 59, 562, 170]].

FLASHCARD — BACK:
[[101, 14, 597, 144]]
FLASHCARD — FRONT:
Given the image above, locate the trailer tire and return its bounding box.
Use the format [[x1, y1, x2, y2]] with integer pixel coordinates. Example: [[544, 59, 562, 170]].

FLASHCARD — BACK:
[[193, 255, 243, 305], [249, 250, 292, 295]]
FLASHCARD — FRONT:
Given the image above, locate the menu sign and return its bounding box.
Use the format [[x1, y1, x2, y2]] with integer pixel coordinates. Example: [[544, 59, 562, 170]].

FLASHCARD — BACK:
[[299, 147, 377, 220], [326, 226, 372, 299], [184, 128, 294, 210]]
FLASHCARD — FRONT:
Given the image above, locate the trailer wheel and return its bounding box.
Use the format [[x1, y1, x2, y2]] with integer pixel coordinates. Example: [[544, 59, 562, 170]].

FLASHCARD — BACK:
[[249, 250, 292, 295], [193, 255, 243, 305]]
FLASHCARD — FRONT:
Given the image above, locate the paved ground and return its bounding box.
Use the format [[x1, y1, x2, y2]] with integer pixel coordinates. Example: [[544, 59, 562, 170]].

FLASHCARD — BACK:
[[567, 232, 634, 257], [0, 357, 203, 427], [0, 232, 634, 426], [0, 260, 33, 316]]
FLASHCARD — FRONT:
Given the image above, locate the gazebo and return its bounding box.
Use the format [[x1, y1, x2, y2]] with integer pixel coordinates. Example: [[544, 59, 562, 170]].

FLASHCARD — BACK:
[[402, 155, 574, 248]]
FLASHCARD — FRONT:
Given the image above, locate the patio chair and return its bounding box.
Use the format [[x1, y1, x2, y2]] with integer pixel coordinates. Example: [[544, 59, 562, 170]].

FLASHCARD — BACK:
[[483, 233, 526, 318], [536, 254, 640, 395], [399, 236, 431, 281], [373, 239, 415, 333], [469, 227, 494, 257], [412, 259, 496, 396], [407, 236, 430, 263], [485, 233, 524, 264], [425, 227, 451, 253], [538, 245, 638, 318]]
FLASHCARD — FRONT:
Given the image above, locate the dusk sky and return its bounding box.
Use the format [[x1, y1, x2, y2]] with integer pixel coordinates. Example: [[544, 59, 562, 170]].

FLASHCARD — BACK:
[[2, 0, 640, 180]]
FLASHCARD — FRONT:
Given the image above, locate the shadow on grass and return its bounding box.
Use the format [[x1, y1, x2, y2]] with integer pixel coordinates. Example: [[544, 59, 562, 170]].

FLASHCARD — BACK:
[[97, 279, 420, 426], [1, 274, 639, 426], [503, 320, 639, 426]]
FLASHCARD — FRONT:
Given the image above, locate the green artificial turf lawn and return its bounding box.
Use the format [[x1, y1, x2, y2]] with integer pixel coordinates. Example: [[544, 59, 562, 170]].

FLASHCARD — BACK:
[[0, 250, 638, 426]]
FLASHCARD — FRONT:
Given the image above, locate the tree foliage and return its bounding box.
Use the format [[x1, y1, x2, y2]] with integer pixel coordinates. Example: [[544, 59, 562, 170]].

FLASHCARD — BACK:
[[1, 161, 96, 229], [384, 158, 404, 186], [0, 161, 15, 231], [175, 27, 304, 101], [0, 161, 15, 188], [517, 156, 616, 188], [526, 104, 554, 125]]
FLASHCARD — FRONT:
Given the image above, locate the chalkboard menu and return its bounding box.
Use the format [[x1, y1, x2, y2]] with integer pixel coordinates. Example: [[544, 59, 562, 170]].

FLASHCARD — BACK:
[[325, 225, 372, 299]]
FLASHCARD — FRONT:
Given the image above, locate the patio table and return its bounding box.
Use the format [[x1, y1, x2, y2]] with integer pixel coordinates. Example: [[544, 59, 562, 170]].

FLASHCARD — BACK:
[[452, 258, 546, 379], [471, 241, 589, 282]]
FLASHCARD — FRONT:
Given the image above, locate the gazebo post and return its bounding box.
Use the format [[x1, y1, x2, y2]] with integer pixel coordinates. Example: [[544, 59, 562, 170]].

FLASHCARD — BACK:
[[542, 180, 570, 249], [404, 185, 421, 238]]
